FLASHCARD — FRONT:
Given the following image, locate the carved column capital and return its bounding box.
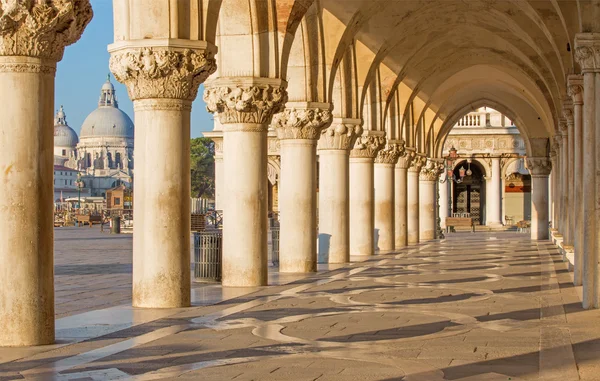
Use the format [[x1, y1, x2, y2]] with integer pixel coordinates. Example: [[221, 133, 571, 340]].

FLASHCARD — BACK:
[[419, 159, 444, 181], [375, 139, 405, 164], [563, 102, 574, 127], [567, 74, 584, 105], [558, 118, 568, 136], [110, 42, 217, 102], [203, 78, 287, 127], [273, 103, 332, 140], [408, 154, 426, 173], [350, 131, 386, 159], [396, 148, 416, 169], [526, 157, 552, 177], [575, 34, 600, 73], [317, 118, 363, 151], [0, 0, 92, 62]]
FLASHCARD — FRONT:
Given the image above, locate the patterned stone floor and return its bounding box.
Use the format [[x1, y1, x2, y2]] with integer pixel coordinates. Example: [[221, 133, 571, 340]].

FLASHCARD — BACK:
[[1, 232, 599, 380]]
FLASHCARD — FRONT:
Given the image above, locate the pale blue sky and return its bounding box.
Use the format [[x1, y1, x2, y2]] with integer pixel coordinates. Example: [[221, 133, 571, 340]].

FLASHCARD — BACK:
[[55, 0, 214, 138]]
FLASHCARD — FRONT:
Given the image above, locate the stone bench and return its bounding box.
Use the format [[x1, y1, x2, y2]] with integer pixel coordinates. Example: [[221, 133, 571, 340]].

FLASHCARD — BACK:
[[445, 217, 474, 233]]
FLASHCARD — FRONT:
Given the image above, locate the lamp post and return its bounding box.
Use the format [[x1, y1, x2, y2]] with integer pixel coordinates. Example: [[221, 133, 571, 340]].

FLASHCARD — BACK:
[[76, 172, 84, 213]]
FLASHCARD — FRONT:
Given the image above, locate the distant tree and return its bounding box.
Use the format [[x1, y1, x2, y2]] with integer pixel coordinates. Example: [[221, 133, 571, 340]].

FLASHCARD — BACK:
[[190, 137, 215, 198]]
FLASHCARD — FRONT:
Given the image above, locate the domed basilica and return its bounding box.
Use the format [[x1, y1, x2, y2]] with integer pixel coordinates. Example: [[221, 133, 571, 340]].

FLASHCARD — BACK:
[[54, 75, 134, 197]]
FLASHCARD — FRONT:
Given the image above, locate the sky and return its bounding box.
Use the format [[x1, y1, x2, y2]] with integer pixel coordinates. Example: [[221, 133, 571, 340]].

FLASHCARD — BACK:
[[55, 0, 214, 138]]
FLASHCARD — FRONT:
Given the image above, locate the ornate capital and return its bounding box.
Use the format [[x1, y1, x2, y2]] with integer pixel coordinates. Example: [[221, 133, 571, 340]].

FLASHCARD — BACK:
[[526, 157, 552, 177], [563, 102, 574, 127], [375, 139, 405, 164], [558, 118, 568, 136], [317, 118, 363, 151], [204, 78, 287, 126], [0, 0, 92, 61], [419, 159, 444, 182], [575, 34, 600, 73], [350, 131, 386, 159], [273, 104, 332, 140], [396, 149, 416, 169], [567, 74, 584, 105], [408, 154, 426, 173], [110, 45, 216, 101]]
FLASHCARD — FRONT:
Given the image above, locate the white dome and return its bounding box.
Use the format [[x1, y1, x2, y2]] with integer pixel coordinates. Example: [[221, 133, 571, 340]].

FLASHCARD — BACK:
[[53, 106, 79, 147], [80, 107, 134, 139]]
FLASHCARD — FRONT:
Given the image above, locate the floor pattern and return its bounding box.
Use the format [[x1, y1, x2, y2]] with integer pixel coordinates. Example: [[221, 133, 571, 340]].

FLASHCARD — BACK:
[[2, 232, 599, 380]]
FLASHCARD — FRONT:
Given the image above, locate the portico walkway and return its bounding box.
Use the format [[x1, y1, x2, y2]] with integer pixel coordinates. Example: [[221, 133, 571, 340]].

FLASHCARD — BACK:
[[1, 232, 599, 380]]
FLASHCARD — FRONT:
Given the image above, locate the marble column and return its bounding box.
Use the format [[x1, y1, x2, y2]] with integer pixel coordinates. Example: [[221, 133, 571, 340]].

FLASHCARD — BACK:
[[526, 158, 551, 241], [407, 155, 426, 244], [0, 1, 92, 346], [374, 141, 403, 252], [568, 74, 584, 285], [111, 41, 217, 303], [317, 119, 362, 263], [349, 131, 386, 256], [558, 119, 570, 243], [274, 105, 332, 272], [487, 156, 502, 227], [213, 136, 224, 210], [395, 150, 415, 248], [439, 176, 450, 230], [549, 147, 559, 230], [552, 135, 563, 232], [204, 79, 287, 287], [419, 160, 442, 241], [575, 34, 600, 308], [565, 105, 575, 248]]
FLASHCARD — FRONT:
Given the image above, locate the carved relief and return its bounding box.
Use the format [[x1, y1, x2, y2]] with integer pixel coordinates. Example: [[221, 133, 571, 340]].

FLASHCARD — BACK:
[[396, 149, 416, 169], [350, 132, 386, 159], [408, 155, 426, 173], [110, 47, 216, 101], [0, 0, 92, 61], [574, 35, 600, 73], [273, 107, 332, 140], [375, 140, 405, 164], [204, 85, 287, 125], [567, 75, 584, 105], [419, 159, 444, 181], [268, 137, 281, 155], [317, 122, 363, 151], [526, 157, 552, 177]]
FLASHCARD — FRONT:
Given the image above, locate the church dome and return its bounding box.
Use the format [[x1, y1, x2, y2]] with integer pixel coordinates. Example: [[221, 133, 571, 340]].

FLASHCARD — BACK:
[[80, 74, 134, 139], [53, 106, 79, 147]]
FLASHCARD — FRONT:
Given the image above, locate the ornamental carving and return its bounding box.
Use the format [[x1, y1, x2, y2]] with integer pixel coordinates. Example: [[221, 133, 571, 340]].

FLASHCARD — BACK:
[[574, 36, 600, 73], [317, 122, 363, 151], [273, 107, 332, 140], [268, 137, 281, 154], [419, 159, 444, 181], [396, 149, 416, 169], [567, 75, 583, 105], [350, 133, 386, 159], [204, 85, 287, 125], [558, 118, 568, 134], [526, 157, 552, 177], [0, 0, 92, 61], [375, 140, 405, 164], [110, 47, 216, 101], [408, 155, 426, 173], [563, 107, 574, 125]]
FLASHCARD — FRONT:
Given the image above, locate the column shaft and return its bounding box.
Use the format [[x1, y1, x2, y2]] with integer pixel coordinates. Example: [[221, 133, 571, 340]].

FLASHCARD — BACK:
[[569, 75, 584, 286], [132, 100, 191, 307], [374, 163, 395, 251], [222, 125, 268, 286], [439, 180, 449, 230], [568, 119, 575, 246], [214, 152, 224, 210], [318, 150, 350, 263], [407, 168, 420, 244], [488, 157, 502, 226], [561, 133, 569, 239], [0, 58, 55, 345], [419, 179, 436, 241], [279, 139, 317, 272], [350, 158, 375, 256], [531, 175, 550, 240], [395, 166, 409, 248]]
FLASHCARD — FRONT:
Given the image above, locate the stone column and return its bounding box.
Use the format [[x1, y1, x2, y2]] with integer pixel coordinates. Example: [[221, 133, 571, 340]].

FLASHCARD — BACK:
[[273, 104, 332, 272], [407, 155, 426, 244], [395, 150, 415, 248], [575, 34, 600, 308], [204, 79, 287, 286], [0, 1, 92, 346], [349, 131, 386, 256], [558, 119, 570, 243], [487, 156, 502, 227], [552, 135, 562, 232], [526, 158, 551, 241], [374, 141, 403, 252], [213, 136, 224, 210], [549, 146, 559, 230], [565, 105, 575, 248], [568, 74, 584, 285], [317, 119, 362, 263], [111, 42, 217, 304], [439, 176, 450, 230], [419, 160, 442, 241]]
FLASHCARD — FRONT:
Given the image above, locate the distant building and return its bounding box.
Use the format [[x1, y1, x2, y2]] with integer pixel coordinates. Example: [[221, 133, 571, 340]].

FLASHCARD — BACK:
[[53, 165, 90, 202], [54, 75, 134, 197]]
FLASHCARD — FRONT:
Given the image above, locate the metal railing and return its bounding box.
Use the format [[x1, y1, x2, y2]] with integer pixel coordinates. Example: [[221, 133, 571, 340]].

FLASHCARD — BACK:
[[193, 231, 222, 282], [269, 227, 280, 266]]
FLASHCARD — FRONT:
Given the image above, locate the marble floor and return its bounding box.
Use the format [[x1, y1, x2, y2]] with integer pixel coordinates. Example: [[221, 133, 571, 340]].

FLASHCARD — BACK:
[[1, 231, 599, 380]]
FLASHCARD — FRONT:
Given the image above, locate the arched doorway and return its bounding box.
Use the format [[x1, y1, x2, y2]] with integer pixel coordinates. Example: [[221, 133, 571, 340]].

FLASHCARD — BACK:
[[452, 160, 486, 225]]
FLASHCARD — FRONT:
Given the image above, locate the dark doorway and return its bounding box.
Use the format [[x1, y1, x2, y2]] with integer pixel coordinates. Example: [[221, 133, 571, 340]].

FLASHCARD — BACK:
[[452, 160, 485, 225]]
